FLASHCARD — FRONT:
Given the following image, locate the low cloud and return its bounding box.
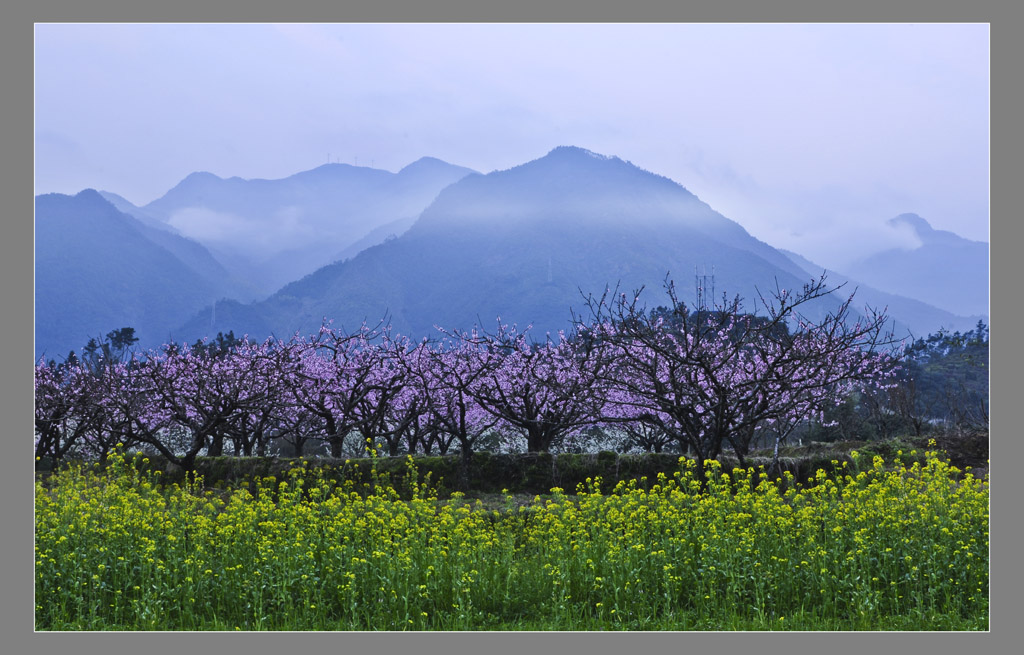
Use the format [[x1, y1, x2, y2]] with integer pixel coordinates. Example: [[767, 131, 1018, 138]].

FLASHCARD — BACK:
[[881, 219, 925, 251], [168, 205, 314, 257]]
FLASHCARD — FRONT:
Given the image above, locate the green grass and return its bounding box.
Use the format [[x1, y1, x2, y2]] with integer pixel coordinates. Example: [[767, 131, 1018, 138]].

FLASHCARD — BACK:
[[35, 447, 989, 631]]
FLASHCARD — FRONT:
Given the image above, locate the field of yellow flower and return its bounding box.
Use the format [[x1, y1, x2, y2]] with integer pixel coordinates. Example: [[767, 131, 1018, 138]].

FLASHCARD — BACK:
[[35, 448, 988, 631]]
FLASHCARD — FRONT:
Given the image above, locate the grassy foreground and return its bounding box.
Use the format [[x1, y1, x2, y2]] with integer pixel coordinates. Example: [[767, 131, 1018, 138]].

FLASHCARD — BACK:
[[35, 447, 988, 631]]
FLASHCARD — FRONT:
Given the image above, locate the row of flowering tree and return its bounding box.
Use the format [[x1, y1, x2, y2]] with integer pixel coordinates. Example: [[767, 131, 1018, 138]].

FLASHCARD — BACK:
[[36, 276, 900, 475], [582, 276, 899, 471]]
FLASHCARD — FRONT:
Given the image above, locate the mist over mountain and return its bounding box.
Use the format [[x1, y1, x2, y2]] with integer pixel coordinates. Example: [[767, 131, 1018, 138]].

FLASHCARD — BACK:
[[839, 214, 988, 317], [780, 249, 985, 337], [97, 191, 181, 235], [35, 190, 253, 361], [174, 147, 868, 345], [135, 157, 477, 295], [97, 191, 264, 303], [331, 215, 418, 263], [40, 149, 988, 358]]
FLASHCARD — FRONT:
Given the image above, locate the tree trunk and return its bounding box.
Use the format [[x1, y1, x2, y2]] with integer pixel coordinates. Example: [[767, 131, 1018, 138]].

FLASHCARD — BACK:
[[458, 447, 473, 491], [769, 435, 783, 480], [526, 426, 550, 453], [207, 434, 224, 457]]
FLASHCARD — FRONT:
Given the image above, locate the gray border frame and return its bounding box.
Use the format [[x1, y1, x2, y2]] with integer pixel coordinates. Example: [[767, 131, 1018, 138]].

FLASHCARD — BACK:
[[4, 2, 1016, 654]]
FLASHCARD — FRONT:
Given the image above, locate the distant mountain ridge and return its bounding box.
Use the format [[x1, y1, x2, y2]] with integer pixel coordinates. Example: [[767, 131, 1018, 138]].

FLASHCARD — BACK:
[[37, 149, 988, 360], [173, 146, 879, 345], [98, 191, 181, 235], [408, 146, 801, 274], [780, 249, 985, 337], [35, 190, 252, 360], [839, 213, 988, 317], [132, 157, 478, 295]]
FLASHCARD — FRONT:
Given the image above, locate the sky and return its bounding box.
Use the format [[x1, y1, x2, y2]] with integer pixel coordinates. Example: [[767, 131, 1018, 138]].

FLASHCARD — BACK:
[[34, 23, 989, 270]]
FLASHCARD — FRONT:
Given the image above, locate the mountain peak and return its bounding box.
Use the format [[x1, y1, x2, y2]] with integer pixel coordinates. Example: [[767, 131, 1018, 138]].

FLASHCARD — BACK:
[[34, 189, 111, 214], [182, 171, 222, 183], [292, 162, 365, 180], [844, 212, 988, 317], [73, 188, 106, 202], [888, 213, 933, 235], [399, 156, 448, 172], [544, 145, 617, 162], [157, 171, 224, 197], [397, 157, 479, 181]]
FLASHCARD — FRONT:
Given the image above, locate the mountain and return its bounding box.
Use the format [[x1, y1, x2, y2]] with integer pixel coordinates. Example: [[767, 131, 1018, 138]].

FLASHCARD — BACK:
[[780, 249, 986, 337], [98, 191, 263, 303], [98, 191, 181, 234], [173, 146, 866, 345], [35, 190, 252, 360], [839, 214, 988, 317], [331, 215, 418, 263], [136, 157, 477, 295]]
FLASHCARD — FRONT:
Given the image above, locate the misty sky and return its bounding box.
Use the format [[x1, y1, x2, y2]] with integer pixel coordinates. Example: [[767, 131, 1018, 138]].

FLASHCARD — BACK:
[[34, 23, 989, 269]]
